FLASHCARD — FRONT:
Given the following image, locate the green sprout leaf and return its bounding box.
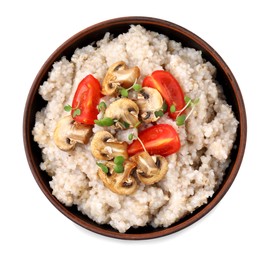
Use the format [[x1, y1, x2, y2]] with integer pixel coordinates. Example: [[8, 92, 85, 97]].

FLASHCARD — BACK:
[[176, 115, 186, 126], [175, 96, 200, 126], [170, 104, 176, 113], [162, 101, 168, 113], [94, 117, 114, 127], [154, 110, 164, 118], [98, 101, 107, 111], [114, 164, 124, 173], [120, 88, 128, 97], [64, 104, 72, 112], [133, 84, 142, 92], [96, 162, 109, 174], [72, 108, 81, 118], [128, 133, 134, 141], [114, 156, 125, 165], [113, 156, 125, 173], [184, 96, 191, 104]]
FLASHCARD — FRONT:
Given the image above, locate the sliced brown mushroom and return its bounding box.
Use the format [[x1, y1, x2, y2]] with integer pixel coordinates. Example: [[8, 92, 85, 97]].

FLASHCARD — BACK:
[[130, 151, 168, 185], [104, 98, 140, 129], [102, 61, 140, 95], [53, 115, 92, 151], [136, 87, 164, 123], [90, 130, 128, 160], [97, 160, 138, 195]]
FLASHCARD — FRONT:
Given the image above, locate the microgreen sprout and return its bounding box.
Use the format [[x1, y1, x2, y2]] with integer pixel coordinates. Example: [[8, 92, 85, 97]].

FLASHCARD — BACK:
[[154, 101, 168, 118], [94, 117, 114, 127], [128, 133, 134, 141], [132, 84, 142, 92], [64, 104, 81, 118], [184, 96, 192, 108], [96, 162, 108, 174], [98, 101, 107, 112], [72, 109, 81, 117], [114, 164, 124, 173], [113, 156, 125, 173], [64, 104, 72, 112], [119, 82, 142, 97], [182, 96, 199, 121], [128, 133, 147, 154], [162, 101, 168, 113], [172, 96, 200, 126], [170, 104, 176, 113], [176, 114, 186, 126], [120, 88, 129, 97], [114, 156, 125, 165], [154, 110, 164, 117]]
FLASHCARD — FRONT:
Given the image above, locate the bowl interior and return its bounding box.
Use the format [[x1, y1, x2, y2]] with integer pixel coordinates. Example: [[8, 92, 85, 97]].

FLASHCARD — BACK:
[[23, 17, 246, 240]]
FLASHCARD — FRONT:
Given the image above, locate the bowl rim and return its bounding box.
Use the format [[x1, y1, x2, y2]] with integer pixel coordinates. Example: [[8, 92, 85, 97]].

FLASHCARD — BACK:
[[23, 16, 247, 240]]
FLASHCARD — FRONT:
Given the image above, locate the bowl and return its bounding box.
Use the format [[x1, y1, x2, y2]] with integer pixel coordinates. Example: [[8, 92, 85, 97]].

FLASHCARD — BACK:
[[23, 16, 247, 240]]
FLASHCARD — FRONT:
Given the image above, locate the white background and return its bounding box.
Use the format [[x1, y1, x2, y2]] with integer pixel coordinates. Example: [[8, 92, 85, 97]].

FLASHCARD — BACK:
[[1, 0, 273, 259]]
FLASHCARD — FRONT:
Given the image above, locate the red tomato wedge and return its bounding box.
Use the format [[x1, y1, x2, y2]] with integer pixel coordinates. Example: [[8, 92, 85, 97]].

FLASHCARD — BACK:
[[142, 70, 185, 119], [128, 124, 181, 157], [71, 74, 102, 125]]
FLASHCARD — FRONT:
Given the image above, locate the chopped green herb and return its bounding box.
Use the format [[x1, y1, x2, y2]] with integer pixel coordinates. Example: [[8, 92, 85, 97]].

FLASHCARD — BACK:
[[170, 104, 176, 113], [64, 104, 72, 112], [96, 162, 108, 174], [133, 84, 142, 92], [72, 108, 81, 117], [94, 117, 114, 127], [176, 115, 186, 126], [114, 164, 124, 173], [98, 101, 107, 111], [114, 156, 125, 165], [154, 110, 164, 117]]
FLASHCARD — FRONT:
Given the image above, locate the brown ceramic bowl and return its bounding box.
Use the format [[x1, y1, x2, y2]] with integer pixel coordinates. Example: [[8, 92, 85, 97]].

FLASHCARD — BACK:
[[23, 16, 247, 240]]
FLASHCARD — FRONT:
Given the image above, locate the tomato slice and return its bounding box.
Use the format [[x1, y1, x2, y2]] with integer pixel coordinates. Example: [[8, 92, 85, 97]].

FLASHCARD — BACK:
[[142, 70, 185, 119], [128, 124, 181, 157], [71, 74, 102, 125]]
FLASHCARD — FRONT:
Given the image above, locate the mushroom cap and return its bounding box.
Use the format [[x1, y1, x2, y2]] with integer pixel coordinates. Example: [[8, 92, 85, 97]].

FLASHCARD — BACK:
[[102, 61, 140, 96], [104, 98, 140, 129], [90, 130, 128, 160], [97, 160, 138, 195], [136, 87, 163, 123], [53, 115, 92, 151], [130, 151, 168, 185]]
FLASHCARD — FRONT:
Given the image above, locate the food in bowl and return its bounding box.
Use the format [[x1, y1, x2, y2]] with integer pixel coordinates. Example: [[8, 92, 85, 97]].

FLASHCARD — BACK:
[[32, 25, 238, 233]]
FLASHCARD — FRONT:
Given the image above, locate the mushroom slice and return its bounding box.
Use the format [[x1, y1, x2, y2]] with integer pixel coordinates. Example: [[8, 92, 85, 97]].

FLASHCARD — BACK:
[[97, 160, 138, 195], [90, 131, 128, 160], [102, 61, 140, 95], [53, 115, 92, 151], [104, 98, 140, 129], [136, 87, 163, 123], [130, 151, 168, 185]]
